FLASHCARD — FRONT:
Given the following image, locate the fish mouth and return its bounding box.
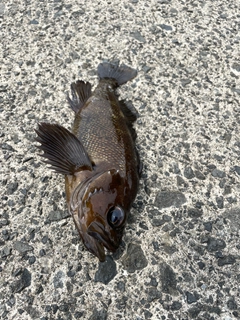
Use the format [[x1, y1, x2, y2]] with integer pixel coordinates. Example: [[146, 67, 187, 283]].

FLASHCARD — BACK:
[[87, 238, 106, 263], [87, 221, 119, 255]]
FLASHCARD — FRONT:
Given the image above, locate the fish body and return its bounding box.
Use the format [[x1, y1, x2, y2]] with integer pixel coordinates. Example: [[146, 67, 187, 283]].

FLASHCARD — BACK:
[[36, 62, 140, 261]]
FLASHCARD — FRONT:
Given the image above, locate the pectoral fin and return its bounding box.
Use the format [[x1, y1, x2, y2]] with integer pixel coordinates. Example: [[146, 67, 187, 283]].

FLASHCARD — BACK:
[[35, 123, 92, 175]]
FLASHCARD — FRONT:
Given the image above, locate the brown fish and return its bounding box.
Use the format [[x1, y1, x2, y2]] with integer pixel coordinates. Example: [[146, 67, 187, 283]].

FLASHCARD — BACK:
[[35, 62, 140, 261]]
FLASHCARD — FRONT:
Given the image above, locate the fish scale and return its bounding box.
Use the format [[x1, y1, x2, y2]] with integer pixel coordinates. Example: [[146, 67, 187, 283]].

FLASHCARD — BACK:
[[73, 94, 132, 174]]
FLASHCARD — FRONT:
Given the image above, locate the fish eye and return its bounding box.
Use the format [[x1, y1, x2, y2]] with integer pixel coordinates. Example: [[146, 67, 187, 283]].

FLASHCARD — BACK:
[[107, 206, 125, 228]]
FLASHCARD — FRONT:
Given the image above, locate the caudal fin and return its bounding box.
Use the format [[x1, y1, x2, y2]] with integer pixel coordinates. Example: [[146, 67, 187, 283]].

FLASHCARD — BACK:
[[97, 62, 137, 86]]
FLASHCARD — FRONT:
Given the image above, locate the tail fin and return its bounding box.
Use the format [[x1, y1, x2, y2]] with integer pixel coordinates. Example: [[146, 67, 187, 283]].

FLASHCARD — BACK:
[[97, 62, 137, 86]]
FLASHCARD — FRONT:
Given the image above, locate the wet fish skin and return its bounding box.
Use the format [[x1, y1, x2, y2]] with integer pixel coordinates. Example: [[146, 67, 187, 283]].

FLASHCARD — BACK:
[[36, 62, 140, 262]]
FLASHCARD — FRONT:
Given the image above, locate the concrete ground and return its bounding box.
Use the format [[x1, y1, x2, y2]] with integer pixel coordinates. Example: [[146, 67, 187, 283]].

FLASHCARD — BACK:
[[1, 0, 240, 319]]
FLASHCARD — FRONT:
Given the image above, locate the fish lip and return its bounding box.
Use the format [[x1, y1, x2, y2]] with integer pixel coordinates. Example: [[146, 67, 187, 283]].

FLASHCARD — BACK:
[[87, 221, 119, 252], [89, 240, 106, 262]]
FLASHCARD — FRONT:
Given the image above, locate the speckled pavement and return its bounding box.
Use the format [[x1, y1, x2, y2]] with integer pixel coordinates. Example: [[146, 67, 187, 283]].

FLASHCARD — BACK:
[[1, 1, 240, 319]]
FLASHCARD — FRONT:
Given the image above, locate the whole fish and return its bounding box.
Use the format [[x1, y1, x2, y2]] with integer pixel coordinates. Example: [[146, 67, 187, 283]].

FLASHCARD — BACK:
[[35, 62, 140, 262]]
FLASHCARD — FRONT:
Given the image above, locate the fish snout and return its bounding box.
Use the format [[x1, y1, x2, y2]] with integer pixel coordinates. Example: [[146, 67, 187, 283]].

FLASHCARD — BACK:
[[87, 221, 120, 252]]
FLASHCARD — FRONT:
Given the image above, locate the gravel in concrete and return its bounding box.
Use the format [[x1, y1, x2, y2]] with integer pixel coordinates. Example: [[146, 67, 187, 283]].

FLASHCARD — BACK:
[[1, 0, 240, 319]]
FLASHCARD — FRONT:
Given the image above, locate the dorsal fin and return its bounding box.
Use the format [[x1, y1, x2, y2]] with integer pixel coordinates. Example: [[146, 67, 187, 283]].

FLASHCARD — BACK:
[[118, 100, 138, 141], [119, 100, 138, 123], [67, 80, 92, 113]]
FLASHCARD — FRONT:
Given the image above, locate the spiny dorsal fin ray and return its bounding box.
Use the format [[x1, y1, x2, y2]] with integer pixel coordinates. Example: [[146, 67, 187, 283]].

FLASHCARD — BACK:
[[35, 123, 92, 175]]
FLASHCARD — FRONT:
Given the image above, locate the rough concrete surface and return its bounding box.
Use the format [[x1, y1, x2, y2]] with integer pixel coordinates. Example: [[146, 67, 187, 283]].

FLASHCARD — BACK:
[[1, 0, 240, 319]]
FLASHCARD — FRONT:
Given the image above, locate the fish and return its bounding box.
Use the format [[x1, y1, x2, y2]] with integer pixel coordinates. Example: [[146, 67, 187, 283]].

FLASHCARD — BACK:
[[35, 62, 140, 262]]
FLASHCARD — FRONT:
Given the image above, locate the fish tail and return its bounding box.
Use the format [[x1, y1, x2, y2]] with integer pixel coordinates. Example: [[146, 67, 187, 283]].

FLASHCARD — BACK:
[[97, 62, 137, 86]]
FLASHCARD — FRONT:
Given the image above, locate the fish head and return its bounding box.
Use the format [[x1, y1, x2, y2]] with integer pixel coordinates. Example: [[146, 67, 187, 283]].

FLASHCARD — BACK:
[[71, 169, 130, 261]]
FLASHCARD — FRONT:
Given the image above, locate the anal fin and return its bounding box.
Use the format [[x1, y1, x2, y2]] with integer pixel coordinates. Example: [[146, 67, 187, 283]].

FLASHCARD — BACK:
[[35, 123, 92, 175], [67, 80, 92, 113]]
